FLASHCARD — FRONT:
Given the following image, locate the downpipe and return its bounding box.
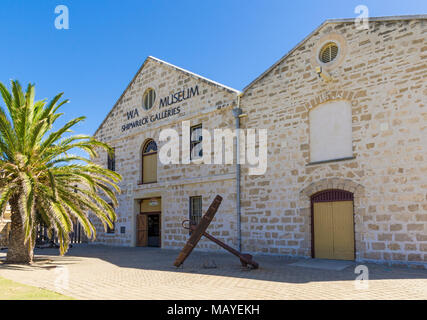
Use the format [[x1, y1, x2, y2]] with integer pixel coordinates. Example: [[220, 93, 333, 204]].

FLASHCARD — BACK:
[[232, 94, 246, 252]]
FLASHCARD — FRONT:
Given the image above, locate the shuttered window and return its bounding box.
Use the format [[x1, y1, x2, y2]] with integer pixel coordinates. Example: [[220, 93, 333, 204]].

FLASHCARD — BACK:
[[142, 140, 157, 184], [319, 42, 339, 64]]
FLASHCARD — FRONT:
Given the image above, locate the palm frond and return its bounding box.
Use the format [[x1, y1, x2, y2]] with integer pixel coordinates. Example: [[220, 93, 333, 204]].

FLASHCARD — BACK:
[[0, 80, 122, 257]]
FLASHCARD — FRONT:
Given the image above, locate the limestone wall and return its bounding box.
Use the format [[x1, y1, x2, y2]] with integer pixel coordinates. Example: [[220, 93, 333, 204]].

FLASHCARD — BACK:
[[92, 58, 239, 249], [240, 18, 427, 266], [91, 18, 426, 267]]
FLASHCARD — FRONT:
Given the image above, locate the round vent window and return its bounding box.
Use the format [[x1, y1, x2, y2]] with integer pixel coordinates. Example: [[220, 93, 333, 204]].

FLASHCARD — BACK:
[[142, 88, 156, 110], [319, 42, 339, 64]]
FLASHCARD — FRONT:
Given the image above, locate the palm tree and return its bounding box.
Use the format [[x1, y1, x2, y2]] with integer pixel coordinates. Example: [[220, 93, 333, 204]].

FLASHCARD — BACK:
[[0, 80, 121, 264]]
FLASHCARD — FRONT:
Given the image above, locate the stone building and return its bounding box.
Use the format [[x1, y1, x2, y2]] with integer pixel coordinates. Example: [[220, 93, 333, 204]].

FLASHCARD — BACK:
[[93, 15, 426, 268], [0, 205, 11, 247], [93, 56, 240, 250]]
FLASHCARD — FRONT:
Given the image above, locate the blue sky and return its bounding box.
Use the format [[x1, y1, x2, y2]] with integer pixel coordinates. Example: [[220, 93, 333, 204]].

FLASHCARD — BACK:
[[0, 0, 426, 136]]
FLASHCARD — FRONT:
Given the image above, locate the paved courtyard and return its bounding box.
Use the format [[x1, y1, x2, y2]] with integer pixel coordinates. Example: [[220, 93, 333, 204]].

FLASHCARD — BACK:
[[0, 245, 426, 300]]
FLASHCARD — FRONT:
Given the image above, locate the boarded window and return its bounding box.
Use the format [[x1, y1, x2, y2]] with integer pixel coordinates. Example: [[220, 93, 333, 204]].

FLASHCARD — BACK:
[[189, 196, 202, 227], [309, 100, 352, 163], [142, 140, 157, 184]]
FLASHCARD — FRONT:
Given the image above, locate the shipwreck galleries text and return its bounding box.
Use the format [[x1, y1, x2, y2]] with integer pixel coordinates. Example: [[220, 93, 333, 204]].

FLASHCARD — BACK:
[[158, 121, 267, 175]]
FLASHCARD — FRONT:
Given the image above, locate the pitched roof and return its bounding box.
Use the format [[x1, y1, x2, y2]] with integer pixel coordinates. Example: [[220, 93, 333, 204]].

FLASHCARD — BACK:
[[241, 14, 427, 93], [148, 56, 240, 94], [94, 56, 240, 136]]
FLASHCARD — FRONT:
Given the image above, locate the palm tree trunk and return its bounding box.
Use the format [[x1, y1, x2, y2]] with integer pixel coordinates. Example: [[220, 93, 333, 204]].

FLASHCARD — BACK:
[[6, 195, 34, 264]]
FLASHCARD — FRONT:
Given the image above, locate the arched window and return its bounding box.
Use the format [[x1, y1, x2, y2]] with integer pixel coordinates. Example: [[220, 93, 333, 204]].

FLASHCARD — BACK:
[[309, 100, 352, 163], [142, 140, 157, 184]]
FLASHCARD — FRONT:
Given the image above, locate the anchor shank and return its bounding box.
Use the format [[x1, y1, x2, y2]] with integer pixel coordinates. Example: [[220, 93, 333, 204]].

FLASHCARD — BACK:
[[198, 227, 242, 259]]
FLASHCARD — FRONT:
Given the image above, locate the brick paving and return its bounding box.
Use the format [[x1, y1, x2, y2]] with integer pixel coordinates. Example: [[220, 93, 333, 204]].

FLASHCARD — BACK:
[[0, 245, 426, 300]]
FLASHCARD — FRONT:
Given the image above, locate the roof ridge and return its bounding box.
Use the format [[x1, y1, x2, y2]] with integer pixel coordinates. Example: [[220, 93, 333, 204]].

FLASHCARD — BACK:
[[147, 56, 240, 94], [325, 14, 427, 23]]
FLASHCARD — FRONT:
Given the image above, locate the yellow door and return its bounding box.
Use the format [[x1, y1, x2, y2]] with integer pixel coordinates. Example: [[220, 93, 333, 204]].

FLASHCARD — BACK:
[[332, 201, 355, 260], [314, 202, 334, 259], [314, 200, 354, 260]]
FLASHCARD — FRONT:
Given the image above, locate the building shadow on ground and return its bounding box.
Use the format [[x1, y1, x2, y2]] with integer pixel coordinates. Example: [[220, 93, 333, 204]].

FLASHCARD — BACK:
[[1, 244, 424, 285]]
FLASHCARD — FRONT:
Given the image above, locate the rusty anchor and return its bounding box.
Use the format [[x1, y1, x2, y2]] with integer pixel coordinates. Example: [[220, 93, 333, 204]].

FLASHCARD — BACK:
[[173, 195, 259, 269]]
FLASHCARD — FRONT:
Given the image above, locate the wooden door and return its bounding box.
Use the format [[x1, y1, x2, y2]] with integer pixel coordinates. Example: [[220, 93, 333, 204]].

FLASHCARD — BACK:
[[136, 214, 148, 247], [314, 202, 334, 259], [332, 201, 355, 260], [313, 200, 354, 260]]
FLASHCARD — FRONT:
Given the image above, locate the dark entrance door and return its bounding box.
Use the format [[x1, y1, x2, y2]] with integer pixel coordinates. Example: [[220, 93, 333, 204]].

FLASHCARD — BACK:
[[147, 214, 160, 247], [138, 198, 161, 247]]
